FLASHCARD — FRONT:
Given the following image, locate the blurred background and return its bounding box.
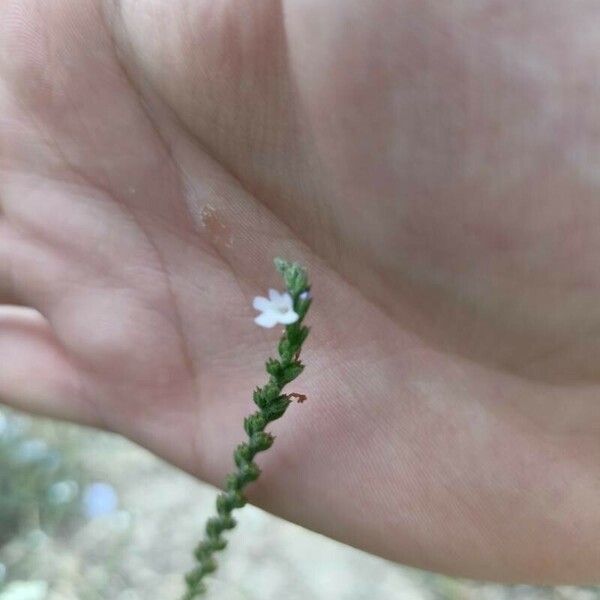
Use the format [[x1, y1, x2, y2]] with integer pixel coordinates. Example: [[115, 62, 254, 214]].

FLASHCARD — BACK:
[[0, 406, 596, 600]]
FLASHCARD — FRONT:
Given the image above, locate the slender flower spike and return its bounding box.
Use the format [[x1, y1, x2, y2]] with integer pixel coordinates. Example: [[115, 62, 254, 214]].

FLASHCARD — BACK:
[[182, 258, 311, 599], [253, 289, 299, 328]]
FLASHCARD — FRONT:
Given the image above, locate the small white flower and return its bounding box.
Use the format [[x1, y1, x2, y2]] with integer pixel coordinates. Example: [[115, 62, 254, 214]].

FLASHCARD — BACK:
[[253, 289, 299, 328]]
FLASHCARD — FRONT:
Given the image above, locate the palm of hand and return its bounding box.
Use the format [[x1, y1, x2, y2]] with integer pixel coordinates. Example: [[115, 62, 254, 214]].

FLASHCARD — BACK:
[[1, 0, 599, 584]]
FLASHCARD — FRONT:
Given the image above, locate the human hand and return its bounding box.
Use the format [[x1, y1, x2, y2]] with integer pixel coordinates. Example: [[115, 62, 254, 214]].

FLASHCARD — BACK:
[[1, 0, 599, 584]]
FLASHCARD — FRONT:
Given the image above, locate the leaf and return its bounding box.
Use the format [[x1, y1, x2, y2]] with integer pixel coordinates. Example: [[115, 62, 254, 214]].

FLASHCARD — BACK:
[[281, 362, 304, 385]]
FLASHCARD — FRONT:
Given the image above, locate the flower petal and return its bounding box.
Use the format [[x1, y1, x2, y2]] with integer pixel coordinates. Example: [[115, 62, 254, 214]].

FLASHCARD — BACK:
[[280, 292, 294, 310], [268, 288, 282, 302], [255, 311, 279, 328], [279, 310, 299, 325], [252, 296, 271, 312]]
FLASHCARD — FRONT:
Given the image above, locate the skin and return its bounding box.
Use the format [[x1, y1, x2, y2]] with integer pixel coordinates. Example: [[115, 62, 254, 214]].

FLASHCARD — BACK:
[[1, 0, 600, 584]]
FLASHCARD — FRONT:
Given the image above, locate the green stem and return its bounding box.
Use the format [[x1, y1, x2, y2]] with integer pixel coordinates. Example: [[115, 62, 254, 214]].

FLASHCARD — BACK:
[[182, 258, 312, 599]]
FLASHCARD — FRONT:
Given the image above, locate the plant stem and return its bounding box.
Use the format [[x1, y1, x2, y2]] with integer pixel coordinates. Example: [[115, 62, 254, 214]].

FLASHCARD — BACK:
[[182, 258, 312, 599]]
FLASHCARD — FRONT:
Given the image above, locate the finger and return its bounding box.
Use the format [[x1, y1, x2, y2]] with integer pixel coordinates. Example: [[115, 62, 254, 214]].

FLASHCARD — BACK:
[[0, 306, 100, 427]]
